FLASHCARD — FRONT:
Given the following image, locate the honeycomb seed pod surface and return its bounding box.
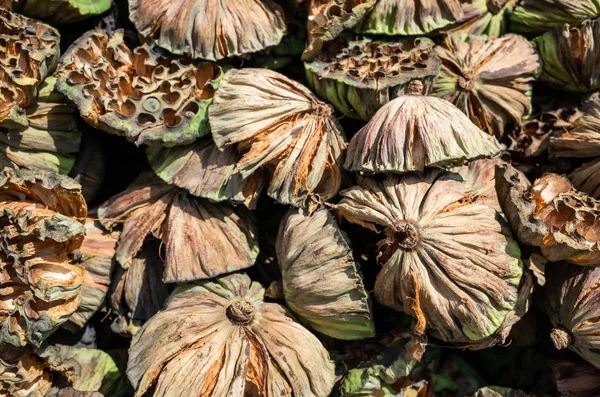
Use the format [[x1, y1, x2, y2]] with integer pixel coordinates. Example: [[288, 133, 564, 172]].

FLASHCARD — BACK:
[[305, 35, 441, 121], [127, 273, 336, 397], [534, 19, 600, 93], [431, 33, 540, 139], [0, 9, 60, 124], [357, 0, 488, 36], [337, 169, 528, 348], [0, 167, 87, 347], [56, 29, 222, 146], [128, 0, 286, 61], [344, 90, 504, 174], [209, 67, 347, 208], [97, 172, 259, 282]]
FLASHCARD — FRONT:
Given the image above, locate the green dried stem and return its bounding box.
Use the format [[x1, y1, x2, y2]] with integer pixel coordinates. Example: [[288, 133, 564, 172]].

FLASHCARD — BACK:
[[128, 0, 286, 61], [305, 35, 441, 121], [127, 273, 336, 397], [432, 33, 540, 139], [0, 9, 60, 124], [56, 29, 222, 146]]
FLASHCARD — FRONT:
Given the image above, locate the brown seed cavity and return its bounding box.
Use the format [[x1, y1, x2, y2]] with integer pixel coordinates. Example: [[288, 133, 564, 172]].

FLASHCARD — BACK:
[[226, 299, 256, 325], [391, 220, 421, 250]]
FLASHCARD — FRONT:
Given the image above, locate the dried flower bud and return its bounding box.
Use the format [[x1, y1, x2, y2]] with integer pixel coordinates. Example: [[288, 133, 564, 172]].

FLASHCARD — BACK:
[[340, 333, 426, 396], [510, 0, 600, 34], [534, 20, 600, 93], [449, 0, 518, 36], [63, 219, 118, 332], [98, 172, 258, 282], [128, 0, 286, 61], [431, 33, 540, 139], [552, 96, 600, 158], [357, 0, 487, 36], [146, 136, 264, 209], [0, 167, 87, 347], [305, 35, 441, 121], [0, 9, 60, 124], [56, 30, 222, 146], [13, 0, 112, 24], [472, 386, 530, 397], [344, 92, 504, 174], [275, 207, 374, 340], [337, 170, 528, 348], [496, 164, 600, 265], [209, 68, 347, 207], [546, 262, 600, 369], [127, 273, 336, 397], [0, 76, 82, 175], [0, 346, 54, 396], [109, 240, 169, 337], [302, 0, 376, 61]]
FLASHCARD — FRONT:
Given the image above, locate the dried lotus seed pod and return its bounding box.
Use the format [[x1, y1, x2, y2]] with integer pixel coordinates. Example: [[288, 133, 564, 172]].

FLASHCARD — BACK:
[[471, 386, 531, 397], [127, 273, 336, 397], [209, 68, 347, 207], [63, 219, 118, 332], [304, 35, 441, 121], [56, 29, 222, 146], [302, 0, 376, 61], [496, 164, 600, 265], [0, 167, 87, 347], [454, 158, 504, 212], [0, 346, 57, 396], [534, 20, 600, 93], [552, 96, 600, 158], [0, 9, 60, 124], [12, 0, 111, 25], [568, 158, 600, 199], [357, 0, 487, 36], [449, 0, 518, 36], [340, 333, 426, 396], [431, 33, 540, 139], [98, 172, 258, 282], [275, 206, 374, 340], [109, 240, 169, 337], [337, 170, 528, 348], [546, 262, 600, 370], [510, 0, 600, 34], [344, 86, 504, 174], [128, 0, 286, 61], [146, 136, 264, 209], [0, 76, 82, 175]]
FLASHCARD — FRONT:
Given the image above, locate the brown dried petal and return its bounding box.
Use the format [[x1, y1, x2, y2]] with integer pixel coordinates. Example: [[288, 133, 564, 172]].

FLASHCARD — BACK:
[[127, 273, 336, 397], [275, 206, 374, 340], [56, 30, 222, 146], [344, 94, 504, 174], [552, 96, 600, 158], [337, 170, 524, 347], [302, 0, 376, 61], [209, 68, 347, 207], [0, 9, 60, 124], [432, 33, 540, 139], [146, 136, 264, 209], [63, 219, 118, 332], [496, 164, 600, 265], [98, 172, 258, 282], [0, 167, 86, 347], [546, 262, 600, 369], [128, 0, 286, 61]]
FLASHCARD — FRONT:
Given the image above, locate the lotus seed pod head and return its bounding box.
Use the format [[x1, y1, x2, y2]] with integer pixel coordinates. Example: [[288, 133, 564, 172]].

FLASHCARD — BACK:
[[510, 0, 600, 34], [449, 0, 518, 36], [128, 0, 286, 61], [552, 95, 600, 158]]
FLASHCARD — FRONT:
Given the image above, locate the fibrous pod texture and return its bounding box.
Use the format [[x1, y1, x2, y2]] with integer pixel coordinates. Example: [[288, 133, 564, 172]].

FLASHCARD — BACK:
[[552, 95, 600, 158], [56, 29, 222, 146], [510, 0, 600, 34]]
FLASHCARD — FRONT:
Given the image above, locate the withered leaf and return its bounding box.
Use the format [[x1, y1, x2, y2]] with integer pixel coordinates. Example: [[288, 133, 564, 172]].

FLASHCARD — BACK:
[[209, 68, 347, 207], [98, 172, 258, 282], [432, 33, 540, 139], [275, 206, 374, 340], [337, 170, 527, 347], [56, 30, 222, 146], [127, 273, 336, 397], [128, 0, 286, 61]]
